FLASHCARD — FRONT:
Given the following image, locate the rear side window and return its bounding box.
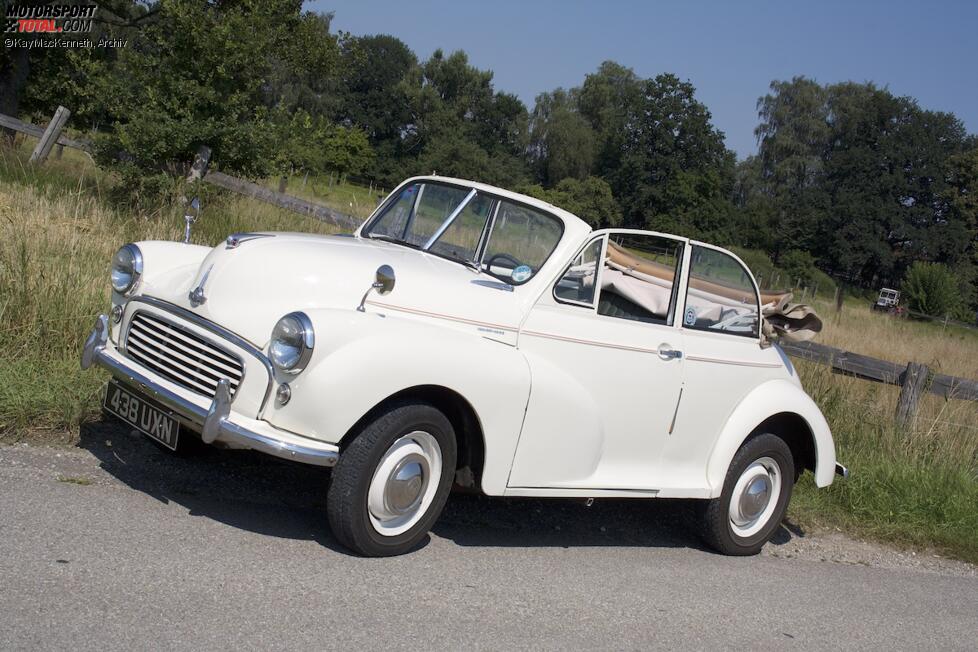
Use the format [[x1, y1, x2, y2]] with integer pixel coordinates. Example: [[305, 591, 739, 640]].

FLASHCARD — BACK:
[[598, 233, 684, 325], [683, 246, 759, 338]]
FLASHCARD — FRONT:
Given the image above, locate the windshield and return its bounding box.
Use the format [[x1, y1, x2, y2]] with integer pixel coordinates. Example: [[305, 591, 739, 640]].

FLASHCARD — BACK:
[[363, 181, 563, 284]]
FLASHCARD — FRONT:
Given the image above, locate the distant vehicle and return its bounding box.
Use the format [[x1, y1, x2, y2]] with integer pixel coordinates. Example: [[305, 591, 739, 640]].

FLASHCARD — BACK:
[[872, 288, 901, 313]]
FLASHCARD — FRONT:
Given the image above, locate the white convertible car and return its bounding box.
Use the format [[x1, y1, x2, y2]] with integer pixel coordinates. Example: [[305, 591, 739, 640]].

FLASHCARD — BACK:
[[82, 176, 845, 556]]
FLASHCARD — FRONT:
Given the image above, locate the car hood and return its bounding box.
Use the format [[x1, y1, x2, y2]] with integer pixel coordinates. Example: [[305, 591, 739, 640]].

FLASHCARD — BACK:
[[140, 233, 531, 346]]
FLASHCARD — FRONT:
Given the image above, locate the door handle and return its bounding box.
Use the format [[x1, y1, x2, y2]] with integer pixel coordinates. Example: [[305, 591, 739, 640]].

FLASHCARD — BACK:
[[657, 344, 683, 360]]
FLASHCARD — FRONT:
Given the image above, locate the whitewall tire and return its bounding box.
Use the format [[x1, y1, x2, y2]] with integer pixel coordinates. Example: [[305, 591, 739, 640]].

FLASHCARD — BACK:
[[699, 433, 794, 556], [327, 402, 456, 557]]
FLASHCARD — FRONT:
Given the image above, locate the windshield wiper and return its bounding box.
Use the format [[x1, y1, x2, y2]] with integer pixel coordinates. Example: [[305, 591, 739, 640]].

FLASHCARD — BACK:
[[367, 233, 420, 249]]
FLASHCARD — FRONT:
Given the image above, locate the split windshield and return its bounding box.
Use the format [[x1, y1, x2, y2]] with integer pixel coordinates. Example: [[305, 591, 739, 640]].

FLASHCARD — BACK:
[[363, 181, 563, 285]]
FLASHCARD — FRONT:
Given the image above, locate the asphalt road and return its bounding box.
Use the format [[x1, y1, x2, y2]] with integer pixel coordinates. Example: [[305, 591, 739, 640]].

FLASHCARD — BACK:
[[1, 423, 976, 651]]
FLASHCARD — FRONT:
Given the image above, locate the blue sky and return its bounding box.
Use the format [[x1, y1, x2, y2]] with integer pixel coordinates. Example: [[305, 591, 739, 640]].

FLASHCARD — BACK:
[[309, 0, 978, 159]]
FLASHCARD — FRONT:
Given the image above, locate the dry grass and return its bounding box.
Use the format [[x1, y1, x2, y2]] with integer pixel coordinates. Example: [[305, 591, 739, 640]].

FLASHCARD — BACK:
[[0, 144, 340, 438]]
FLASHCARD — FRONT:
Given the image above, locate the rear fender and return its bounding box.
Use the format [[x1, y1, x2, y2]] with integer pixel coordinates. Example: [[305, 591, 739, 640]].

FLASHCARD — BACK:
[[705, 379, 836, 497]]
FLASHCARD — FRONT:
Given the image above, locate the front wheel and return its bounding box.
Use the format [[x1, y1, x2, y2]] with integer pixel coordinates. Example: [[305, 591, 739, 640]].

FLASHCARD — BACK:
[[326, 402, 456, 557], [699, 433, 794, 555]]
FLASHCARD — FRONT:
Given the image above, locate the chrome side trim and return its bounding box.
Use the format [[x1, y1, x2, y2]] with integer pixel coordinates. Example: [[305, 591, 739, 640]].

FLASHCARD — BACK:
[[126, 296, 276, 414], [82, 316, 338, 467], [685, 354, 782, 369]]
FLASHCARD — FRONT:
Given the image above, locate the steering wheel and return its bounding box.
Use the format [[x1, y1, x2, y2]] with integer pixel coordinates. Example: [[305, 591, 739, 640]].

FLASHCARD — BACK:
[[484, 253, 524, 272]]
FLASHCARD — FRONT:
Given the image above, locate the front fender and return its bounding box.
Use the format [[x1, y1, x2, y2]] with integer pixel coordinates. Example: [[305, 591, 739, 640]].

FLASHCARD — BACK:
[[705, 379, 836, 497], [264, 309, 531, 495]]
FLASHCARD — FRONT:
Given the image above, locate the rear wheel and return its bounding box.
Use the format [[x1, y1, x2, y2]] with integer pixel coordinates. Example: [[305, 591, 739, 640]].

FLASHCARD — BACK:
[[699, 433, 794, 555], [327, 402, 456, 557]]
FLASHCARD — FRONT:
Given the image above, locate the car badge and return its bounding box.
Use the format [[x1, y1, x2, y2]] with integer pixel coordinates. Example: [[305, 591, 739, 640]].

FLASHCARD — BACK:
[[189, 265, 212, 307]]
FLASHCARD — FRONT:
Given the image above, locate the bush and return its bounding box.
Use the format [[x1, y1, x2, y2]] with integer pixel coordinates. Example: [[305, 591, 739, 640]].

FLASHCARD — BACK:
[[903, 262, 961, 317]]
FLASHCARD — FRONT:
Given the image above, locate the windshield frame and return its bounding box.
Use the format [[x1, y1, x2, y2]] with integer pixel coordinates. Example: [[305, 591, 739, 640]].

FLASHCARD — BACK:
[[361, 179, 566, 286]]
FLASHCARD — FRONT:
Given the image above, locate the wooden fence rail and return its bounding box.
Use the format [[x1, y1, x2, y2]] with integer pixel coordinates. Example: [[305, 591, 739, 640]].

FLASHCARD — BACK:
[[780, 340, 978, 424], [5, 108, 978, 426]]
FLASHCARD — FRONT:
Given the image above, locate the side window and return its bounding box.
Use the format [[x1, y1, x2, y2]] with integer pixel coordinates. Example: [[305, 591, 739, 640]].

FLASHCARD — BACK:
[[598, 234, 684, 325], [481, 201, 563, 284], [554, 238, 604, 306], [684, 246, 759, 338]]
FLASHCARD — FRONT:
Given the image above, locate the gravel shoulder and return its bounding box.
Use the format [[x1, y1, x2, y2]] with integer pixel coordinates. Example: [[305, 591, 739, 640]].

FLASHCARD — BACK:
[[1, 422, 976, 650]]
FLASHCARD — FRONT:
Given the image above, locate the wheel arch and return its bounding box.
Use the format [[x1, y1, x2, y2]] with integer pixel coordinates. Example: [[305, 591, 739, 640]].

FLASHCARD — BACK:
[[747, 412, 816, 480], [705, 379, 837, 497], [339, 384, 486, 490]]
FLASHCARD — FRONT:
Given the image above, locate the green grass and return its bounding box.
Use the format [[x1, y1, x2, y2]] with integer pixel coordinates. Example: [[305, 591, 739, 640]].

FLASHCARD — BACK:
[[261, 172, 386, 221], [1, 139, 976, 564]]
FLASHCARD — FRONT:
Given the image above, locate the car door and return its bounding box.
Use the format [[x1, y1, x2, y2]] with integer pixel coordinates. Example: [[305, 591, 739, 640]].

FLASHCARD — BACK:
[[508, 230, 688, 491], [656, 243, 786, 492]]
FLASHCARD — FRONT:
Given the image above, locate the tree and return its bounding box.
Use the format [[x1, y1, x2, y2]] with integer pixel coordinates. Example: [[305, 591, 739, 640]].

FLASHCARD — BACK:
[[528, 89, 596, 186], [903, 262, 961, 317], [88, 0, 339, 200], [576, 61, 643, 177], [338, 34, 416, 144], [752, 77, 831, 257], [610, 73, 736, 239], [516, 177, 621, 228]]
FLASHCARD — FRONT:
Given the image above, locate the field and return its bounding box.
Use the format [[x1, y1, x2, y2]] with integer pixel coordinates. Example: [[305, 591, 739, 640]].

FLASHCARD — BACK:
[[1, 142, 976, 563]]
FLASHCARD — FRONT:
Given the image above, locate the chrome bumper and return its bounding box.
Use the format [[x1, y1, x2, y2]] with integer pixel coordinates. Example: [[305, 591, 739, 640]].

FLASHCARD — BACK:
[[81, 314, 339, 467], [835, 463, 849, 479]]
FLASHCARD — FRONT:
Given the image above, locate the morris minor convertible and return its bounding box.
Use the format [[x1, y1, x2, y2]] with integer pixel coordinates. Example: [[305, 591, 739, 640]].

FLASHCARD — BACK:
[[82, 176, 845, 557]]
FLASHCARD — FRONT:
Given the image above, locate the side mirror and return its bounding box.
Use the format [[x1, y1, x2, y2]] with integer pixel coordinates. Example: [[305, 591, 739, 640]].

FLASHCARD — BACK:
[[357, 264, 396, 311], [374, 264, 395, 295], [183, 196, 201, 244]]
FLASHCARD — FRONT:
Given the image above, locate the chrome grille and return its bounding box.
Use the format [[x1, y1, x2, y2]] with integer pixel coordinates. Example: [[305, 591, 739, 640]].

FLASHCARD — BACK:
[[124, 311, 244, 398]]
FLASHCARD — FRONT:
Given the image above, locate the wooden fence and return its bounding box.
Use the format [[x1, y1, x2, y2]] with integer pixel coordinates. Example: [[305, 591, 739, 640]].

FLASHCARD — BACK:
[[780, 340, 978, 426], [5, 107, 978, 427], [0, 107, 360, 230]]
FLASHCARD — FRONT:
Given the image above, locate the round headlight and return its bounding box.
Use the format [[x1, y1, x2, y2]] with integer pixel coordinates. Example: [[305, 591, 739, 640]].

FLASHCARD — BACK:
[[269, 312, 314, 374], [111, 244, 143, 295]]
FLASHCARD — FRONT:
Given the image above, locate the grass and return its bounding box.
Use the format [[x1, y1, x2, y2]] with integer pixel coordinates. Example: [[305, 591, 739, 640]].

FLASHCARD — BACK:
[[261, 172, 386, 221], [1, 140, 976, 563], [0, 142, 340, 442]]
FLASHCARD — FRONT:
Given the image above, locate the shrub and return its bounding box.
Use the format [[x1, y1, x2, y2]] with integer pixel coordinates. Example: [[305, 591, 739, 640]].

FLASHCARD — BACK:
[[903, 262, 961, 317]]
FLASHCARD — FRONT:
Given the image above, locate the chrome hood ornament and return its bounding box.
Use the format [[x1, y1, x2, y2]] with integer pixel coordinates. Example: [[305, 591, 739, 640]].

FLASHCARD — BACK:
[[226, 232, 273, 249]]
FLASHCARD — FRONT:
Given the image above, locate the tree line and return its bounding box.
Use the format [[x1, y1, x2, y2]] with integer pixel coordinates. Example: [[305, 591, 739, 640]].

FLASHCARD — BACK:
[[2, 0, 976, 316]]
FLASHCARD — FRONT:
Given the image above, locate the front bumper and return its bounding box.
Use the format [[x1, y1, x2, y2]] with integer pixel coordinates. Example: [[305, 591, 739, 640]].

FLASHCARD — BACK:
[[82, 314, 339, 467]]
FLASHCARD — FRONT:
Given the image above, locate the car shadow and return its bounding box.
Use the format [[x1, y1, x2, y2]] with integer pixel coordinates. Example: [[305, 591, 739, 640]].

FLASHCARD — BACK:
[[77, 419, 805, 555]]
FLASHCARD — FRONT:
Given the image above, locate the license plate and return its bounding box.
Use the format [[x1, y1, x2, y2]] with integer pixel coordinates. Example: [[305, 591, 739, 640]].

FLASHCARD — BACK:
[[103, 379, 180, 450]]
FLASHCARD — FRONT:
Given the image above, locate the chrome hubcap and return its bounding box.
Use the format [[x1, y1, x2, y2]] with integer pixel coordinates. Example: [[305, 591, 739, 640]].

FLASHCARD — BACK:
[[367, 431, 442, 537], [737, 476, 770, 523], [728, 456, 782, 538], [384, 456, 429, 514]]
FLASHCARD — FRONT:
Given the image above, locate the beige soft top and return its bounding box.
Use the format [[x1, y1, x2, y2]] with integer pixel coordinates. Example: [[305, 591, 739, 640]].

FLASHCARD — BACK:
[[606, 242, 822, 343]]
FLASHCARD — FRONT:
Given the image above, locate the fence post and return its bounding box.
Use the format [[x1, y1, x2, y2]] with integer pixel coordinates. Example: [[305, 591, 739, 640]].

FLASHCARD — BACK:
[[29, 105, 70, 164], [834, 286, 843, 313], [186, 145, 211, 183], [895, 362, 929, 427]]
